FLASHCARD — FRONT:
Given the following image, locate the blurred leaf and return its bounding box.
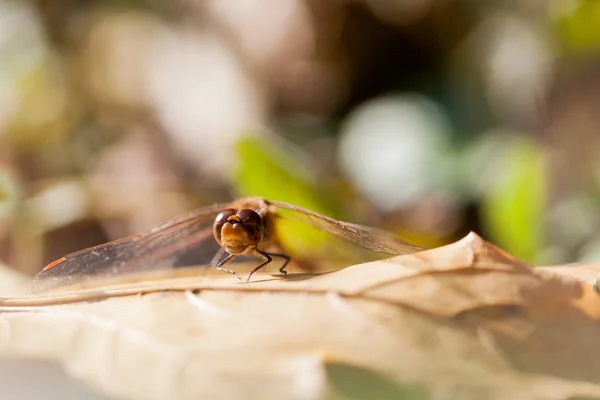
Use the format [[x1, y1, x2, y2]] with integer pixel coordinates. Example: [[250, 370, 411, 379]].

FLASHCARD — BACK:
[[326, 363, 429, 400], [0, 181, 6, 202], [555, 0, 600, 53], [233, 135, 332, 212], [3, 234, 600, 399], [460, 129, 514, 200], [0, 170, 23, 221], [7, 53, 72, 150], [482, 138, 545, 263], [233, 135, 340, 257]]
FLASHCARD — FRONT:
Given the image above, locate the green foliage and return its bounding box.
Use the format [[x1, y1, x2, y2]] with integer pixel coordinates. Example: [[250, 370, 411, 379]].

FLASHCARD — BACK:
[[556, 0, 600, 53], [232, 135, 334, 213], [0, 171, 22, 221], [482, 138, 545, 263], [326, 363, 429, 400], [232, 134, 340, 259]]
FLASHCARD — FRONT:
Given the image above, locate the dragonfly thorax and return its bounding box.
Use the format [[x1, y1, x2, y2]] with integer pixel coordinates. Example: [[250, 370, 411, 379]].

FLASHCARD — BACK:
[[212, 208, 265, 254]]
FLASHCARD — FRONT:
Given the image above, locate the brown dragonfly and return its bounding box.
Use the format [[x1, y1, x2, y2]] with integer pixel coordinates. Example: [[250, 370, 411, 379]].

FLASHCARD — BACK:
[[32, 197, 424, 294]]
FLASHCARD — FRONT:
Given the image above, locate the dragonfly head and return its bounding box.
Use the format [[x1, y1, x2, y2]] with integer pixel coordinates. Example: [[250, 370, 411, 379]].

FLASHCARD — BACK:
[[213, 208, 265, 254]]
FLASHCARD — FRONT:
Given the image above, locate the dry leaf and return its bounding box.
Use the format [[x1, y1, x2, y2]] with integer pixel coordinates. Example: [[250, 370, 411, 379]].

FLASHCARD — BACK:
[[1, 232, 600, 400]]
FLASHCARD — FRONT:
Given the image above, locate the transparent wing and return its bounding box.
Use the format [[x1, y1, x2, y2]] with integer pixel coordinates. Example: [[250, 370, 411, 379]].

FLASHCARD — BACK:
[[32, 203, 229, 294], [267, 200, 426, 272], [32, 197, 427, 294]]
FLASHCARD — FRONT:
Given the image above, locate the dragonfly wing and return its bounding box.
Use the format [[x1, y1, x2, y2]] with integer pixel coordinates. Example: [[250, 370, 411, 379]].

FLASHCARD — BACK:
[[32, 203, 228, 294], [268, 200, 426, 272], [32, 197, 426, 292]]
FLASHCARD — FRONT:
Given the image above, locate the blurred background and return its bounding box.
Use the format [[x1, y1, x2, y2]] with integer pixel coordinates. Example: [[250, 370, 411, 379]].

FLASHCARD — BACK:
[[0, 0, 599, 277]]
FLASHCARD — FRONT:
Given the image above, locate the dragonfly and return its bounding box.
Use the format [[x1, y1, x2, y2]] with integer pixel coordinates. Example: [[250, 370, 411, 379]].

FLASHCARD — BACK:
[[32, 197, 425, 294]]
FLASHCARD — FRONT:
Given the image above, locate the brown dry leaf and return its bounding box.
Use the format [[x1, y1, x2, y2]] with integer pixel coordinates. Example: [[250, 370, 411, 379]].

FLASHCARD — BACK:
[[2, 232, 600, 400]]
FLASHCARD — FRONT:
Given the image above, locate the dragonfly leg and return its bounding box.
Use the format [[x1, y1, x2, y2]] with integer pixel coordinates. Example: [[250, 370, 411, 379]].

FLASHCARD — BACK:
[[209, 246, 227, 267], [271, 252, 290, 276], [248, 249, 290, 282], [246, 250, 272, 282], [216, 252, 239, 279]]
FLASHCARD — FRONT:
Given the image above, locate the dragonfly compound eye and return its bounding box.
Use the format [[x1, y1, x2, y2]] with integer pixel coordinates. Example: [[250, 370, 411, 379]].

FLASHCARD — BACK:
[[236, 209, 264, 244], [213, 208, 237, 245], [213, 208, 264, 254]]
